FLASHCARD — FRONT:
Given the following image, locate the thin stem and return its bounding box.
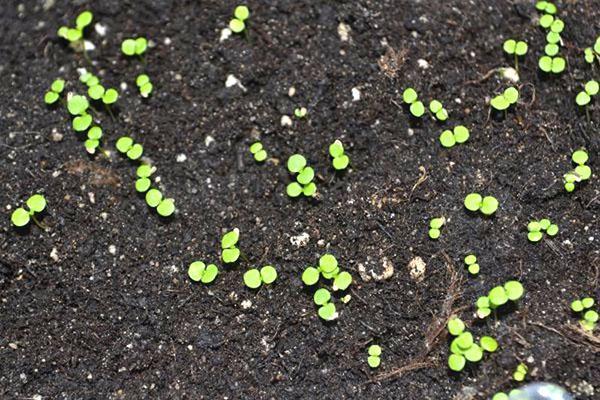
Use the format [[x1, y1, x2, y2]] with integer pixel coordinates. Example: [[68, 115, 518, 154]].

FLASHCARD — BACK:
[[104, 104, 116, 122], [514, 54, 519, 73], [31, 215, 48, 231]]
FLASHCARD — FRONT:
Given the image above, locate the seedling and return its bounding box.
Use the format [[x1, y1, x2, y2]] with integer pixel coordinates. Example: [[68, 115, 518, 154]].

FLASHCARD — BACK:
[[563, 149, 591, 192], [439, 125, 469, 148], [249, 142, 267, 162], [188, 261, 219, 284], [312, 288, 337, 320], [513, 362, 528, 382], [66, 94, 93, 132], [402, 88, 425, 118], [576, 80, 598, 121], [464, 193, 498, 216], [447, 317, 498, 372], [84, 125, 103, 154], [535, 1, 557, 15], [135, 164, 156, 193], [221, 228, 240, 263], [243, 265, 278, 289], [121, 37, 148, 57], [116, 136, 144, 160], [584, 37, 600, 64], [302, 254, 351, 321], [294, 107, 307, 118], [429, 99, 448, 121], [230, 5, 250, 33], [10, 194, 47, 229], [490, 87, 519, 112], [527, 218, 558, 242], [367, 345, 382, 368], [464, 254, 479, 275], [286, 154, 317, 198], [476, 281, 524, 319], [428, 217, 445, 239], [44, 79, 65, 105], [145, 189, 175, 217], [571, 297, 597, 331], [539, 55, 566, 74], [503, 39, 528, 71], [57, 11, 93, 53], [136, 74, 153, 98], [329, 140, 350, 170]]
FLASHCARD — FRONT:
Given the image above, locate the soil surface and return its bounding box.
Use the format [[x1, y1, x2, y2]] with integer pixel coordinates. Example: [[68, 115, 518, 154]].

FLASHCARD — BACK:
[[1, 0, 599, 399]]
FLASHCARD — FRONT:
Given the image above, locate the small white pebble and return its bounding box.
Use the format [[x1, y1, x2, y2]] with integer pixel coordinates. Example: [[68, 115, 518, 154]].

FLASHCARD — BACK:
[[205, 135, 215, 147], [120, 82, 127, 91], [241, 299, 252, 309], [83, 40, 95, 51], [88, 192, 95, 204], [288, 87, 296, 97], [164, 37, 172, 45], [290, 232, 310, 247], [108, 245, 117, 255], [281, 115, 292, 127], [50, 247, 59, 262], [219, 28, 232, 42], [417, 59, 429, 69], [337, 22, 351, 42], [94, 23, 107, 37], [176, 154, 187, 162], [500, 67, 520, 83], [351, 87, 361, 101]]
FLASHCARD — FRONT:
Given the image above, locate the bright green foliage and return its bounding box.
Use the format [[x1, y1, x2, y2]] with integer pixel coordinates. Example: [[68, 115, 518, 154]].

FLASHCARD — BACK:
[[145, 188, 162, 207], [121, 37, 148, 56], [538, 55, 566, 73], [513, 363, 528, 382], [564, 149, 591, 192], [221, 228, 240, 263], [136, 74, 153, 98], [576, 80, 599, 107], [329, 140, 350, 170], [476, 281, 524, 319], [230, 5, 250, 33], [447, 321, 497, 372], [402, 88, 426, 117], [367, 345, 382, 368], [44, 79, 65, 104], [156, 198, 175, 217], [302, 267, 320, 286], [260, 265, 277, 284], [571, 297, 597, 331], [243, 265, 277, 288], [463, 193, 498, 216], [294, 107, 307, 118], [527, 218, 558, 242], [447, 317, 465, 336], [249, 141, 267, 162], [318, 302, 337, 321], [67, 95, 89, 116], [57, 11, 92, 48], [428, 217, 445, 240], [536, 1, 557, 14], [188, 261, 219, 284], [333, 271, 352, 291], [102, 88, 119, 105], [286, 154, 316, 198], [314, 288, 331, 305], [490, 87, 519, 111], [429, 99, 448, 121], [492, 393, 509, 400], [85, 125, 103, 154], [115, 136, 144, 160], [464, 254, 479, 276], [503, 39, 528, 56], [480, 336, 498, 352], [11, 194, 47, 228], [303, 254, 350, 321], [73, 114, 92, 132], [439, 125, 469, 148]]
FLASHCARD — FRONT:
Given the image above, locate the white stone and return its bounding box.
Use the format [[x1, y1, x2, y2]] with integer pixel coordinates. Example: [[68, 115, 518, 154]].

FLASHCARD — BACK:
[[281, 115, 292, 127], [337, 22, 351, 42], [176, 154, 187, 162], [417, 59, 429, 69], [290, 232, 310, 247], [500, 67, 520, 83], [94, 23, 107, 37], [219, 28, 232, 42], [352, 87, 361, 101]]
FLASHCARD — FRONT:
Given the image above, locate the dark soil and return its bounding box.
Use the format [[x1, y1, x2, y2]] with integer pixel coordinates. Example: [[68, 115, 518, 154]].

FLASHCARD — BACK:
[[1, 0, 599, 398]]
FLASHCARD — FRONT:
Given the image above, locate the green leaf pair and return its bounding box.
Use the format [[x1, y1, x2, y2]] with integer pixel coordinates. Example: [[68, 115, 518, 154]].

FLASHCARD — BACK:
[[221, 229, 240, 263], [329, 140, 350, 170], [286, 154, 317, 198], [11, 194, 47, 228]]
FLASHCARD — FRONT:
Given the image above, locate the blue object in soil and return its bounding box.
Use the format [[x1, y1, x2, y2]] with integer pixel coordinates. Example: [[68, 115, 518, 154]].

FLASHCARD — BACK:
[[510, 383, 572, 400]]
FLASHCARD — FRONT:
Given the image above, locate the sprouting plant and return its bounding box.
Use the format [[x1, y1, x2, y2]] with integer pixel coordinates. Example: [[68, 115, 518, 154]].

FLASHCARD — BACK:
[[136, 74, 153, 98], [402, 88, 425, 118], [329, 140, 350, 170], [221, 228, 240, 263], [447, 317, 498, 372], [538, 55, 566, 74], [121, 37, 148, 57], [584, 37, 600, 64], [367, 345, 382, 368], [464, 254, 479, 275], [243, 265, 278, 289], [535, 1, 557, 14], [67, 94, 92, 132], [503, 39, 528, 71], [464, 193, 499, 216], [571, 297, 598, 331], [44, 79, 65, 105], [314, 288, 337, 321], [439, 125, 469, 148], [145, 189, 175, 217], [476, 281, 524, 319], [286, 154, 317, 198], [576, 80, 598, 120], [84, 125, 103, 154], [294, 107, 307, 119], [490, 87, 519, 112], [527, 218, 558, 242], [116, 136, 144, 160], [135, 164, 156, 193], [57, 11, 93, 53], [429, 99, 448, 121], [11, 194, 47, 229], [188, 261, 219, 284], [229, 5, 250, 33], [428, 217, 445, 239], [563, 149, 591, 192], [513, 363, 528, 382], [79, 72, 118, 115], [249, 142, 267, 162]]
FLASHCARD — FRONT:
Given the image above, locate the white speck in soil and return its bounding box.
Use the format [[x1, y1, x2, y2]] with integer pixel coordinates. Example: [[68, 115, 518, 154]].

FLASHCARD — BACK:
[[205, 135, 215, 147], [290, 232, 310, 247], [288, 87, 296, 97], [417, 59, 429, 69], [176, 154, 187, 162], [219, 28, 232, 42], [83, 40, 95, 51], [337, 22, 351, 42], [407, 256, 426, 282], [241, 299, 252, 309], [351, 87, 361, 101], [108, 245, 116, 255], [50, 247, 59, 262], [225, 74, 246, 91], [280, 115, 292, 127], [120, 82, 127, 91], [164, 37, 172, 45], [95, 23, 107, 37], [500, 67, 520, 83]]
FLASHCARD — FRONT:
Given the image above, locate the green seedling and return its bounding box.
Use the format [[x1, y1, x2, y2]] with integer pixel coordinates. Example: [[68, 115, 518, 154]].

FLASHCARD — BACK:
[[576, 80, 599, 121], [313, 288, 337, 321], [536, 1, 557, 14], [116, 136, 144, 160], [476, 281, 524, 319], [571, 297, 597, 331], [243, 265, 278, 289], [584, 37, 600, 64], [136, 74, 153, 98], [44, 79, 65, 105], [428, 217, 445, 239], [121, 37, 148, 57], [84, 125, 103, 154], [249, 142, 267, 162], [503, 39, 528, 71], [538, 55, 565, 74], [286, 154, 317, 198], [527, 218, 558, 242], [429, 99, 448, 121], [564, 149, 591, 192], [447, 317, 498, 372], [57, 11, 93, 53], [439, 125, 469, 148], [464, 254, 479, 275], [513, 362, 528, 382], [230, 5, 250, 33], [66, 94, 93, 131], [490, 87, 519, 112], [221, 228, 240, 263], [302, 254, 351, 321], [367, 345, 382, 368], [145, 189, 175, 217], [464, 193, 499, 216], [402, 88, 425, 118], [188, 261, 219, 284], [135, 164, 156, 193], [329, 140, 350, 170], [294, 107, 307, 118], [11, 194, 47, 229]]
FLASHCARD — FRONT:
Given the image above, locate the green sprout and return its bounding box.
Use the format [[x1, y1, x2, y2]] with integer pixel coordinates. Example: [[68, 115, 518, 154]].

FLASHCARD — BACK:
[[584, 37, 600, 64], [135, 164, 156, 193], [294, 107, 308, 118], [439, 125, 469, 148], [249, 142, 267, 162], [312, 287, 337, 321], [575, 80, 598, 121], [527, 218, 558, 242], [490, 87, 519, 112], [286, 154, 317, 198], [57, 11, 93, 53], [503, 39, 528, 71], [476, 281, 524, 319], [464, 254, 479, 275], [188, 261, 219, 284], [84, 125, 103, 154], [67, 94, 92, 132], [301, 267, 320, 286], [243, 265, 278, 289], [564, 149, 591, 192], [221, 228, 240, 263], [535, 1, 557, 14], [367, 345, 382, 368], [116, 136, 144, 160], [571, 297, 597, 331], [538, 55, 565, 74], [463, 193, 498, 216], [428, 217, 445, 239], [513, 362, 528, 382], [145, 189, 175, 217], [44, 79, 65, 105], [121, 37, 148, 57], [229, 5, 250, 33], [317, 302, 337, 321], [136, 74, 153, 98], [429, 99, 448, 121], [329, 140, 350, 170], [447, 317, 498, 372], [402, 88, 425, 117], [10, 194, 47, 229]]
